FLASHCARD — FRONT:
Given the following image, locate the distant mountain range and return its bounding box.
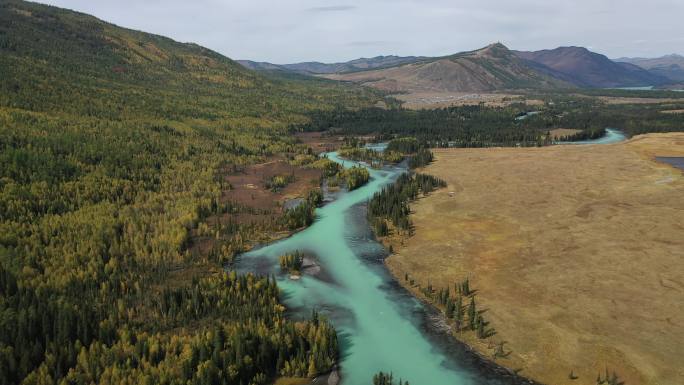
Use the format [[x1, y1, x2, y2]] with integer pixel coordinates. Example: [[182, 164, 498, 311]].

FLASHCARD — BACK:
[[238, 55, 426, 75], [324, 43, 572, 93], [240, 45, 682, 93], [614, 54, 684, 82], [515, 47, 668, 88]]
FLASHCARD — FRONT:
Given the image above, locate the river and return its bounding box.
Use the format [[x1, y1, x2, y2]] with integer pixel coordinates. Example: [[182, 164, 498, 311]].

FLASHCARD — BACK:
[[556, 128, 626, 145], [236, 152, 523, 385]]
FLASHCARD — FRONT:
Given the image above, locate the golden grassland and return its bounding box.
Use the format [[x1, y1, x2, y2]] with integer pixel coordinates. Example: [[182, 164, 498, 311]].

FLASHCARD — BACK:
[[596, 96, 684, 105], [387, 133, 684, 385], [388, 91, 544, 109]]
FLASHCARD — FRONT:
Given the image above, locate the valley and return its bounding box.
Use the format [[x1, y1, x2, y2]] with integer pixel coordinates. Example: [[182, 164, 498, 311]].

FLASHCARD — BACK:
[[1, 1, 683, 385], [386, 134, 684, 385]]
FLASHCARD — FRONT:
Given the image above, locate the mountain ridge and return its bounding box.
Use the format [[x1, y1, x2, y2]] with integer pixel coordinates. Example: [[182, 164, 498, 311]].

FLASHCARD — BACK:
[[238, 55, 427, 75], [240, 44, 677, 91], [615, 54, 684, 82], [0, 0, 378, 123], [320, 43, 574, 93], [514, 46, 668, 88]]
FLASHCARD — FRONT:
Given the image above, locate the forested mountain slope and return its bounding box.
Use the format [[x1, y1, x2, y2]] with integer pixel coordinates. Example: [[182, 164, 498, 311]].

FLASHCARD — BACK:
[[0, 0, 379, 384]]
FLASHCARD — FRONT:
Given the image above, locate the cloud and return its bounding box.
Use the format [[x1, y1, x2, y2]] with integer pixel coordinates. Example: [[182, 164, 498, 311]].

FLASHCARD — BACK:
[[348, 40, 392, 47], [39, 0, 684, 62], [306, 5, 356, 12]]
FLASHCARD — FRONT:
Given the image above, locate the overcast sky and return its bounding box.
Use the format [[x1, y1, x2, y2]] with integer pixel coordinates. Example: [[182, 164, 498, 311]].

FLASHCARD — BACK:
[[39, 0, 684, 63]]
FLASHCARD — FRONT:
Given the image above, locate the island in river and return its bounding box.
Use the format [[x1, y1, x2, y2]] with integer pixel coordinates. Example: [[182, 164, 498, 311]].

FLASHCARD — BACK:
[[386, 133, 684, 385]]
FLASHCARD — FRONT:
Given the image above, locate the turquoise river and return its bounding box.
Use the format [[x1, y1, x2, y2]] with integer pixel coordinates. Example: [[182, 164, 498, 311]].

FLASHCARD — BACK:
[[237, 152, 526, 385], [556, 128, 626, 145]]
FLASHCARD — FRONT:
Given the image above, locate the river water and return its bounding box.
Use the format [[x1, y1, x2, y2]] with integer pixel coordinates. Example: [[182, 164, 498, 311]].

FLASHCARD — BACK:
[[556, 128, 626, 145], [656, 157, 684, 171], [236, 152, 518, 385]]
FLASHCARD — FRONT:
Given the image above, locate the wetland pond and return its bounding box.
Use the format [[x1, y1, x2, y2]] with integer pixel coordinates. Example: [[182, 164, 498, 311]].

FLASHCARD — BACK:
[[656, 157, 684, 171], [236, 152, 532, 385]]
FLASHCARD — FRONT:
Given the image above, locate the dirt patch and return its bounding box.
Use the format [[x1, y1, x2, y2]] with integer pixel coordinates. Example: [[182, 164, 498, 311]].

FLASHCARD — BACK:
[[296, 131, 344, 153], [387, 133, 684, 385], [187, 158, 323, 260], [222, 159, 321, 223]]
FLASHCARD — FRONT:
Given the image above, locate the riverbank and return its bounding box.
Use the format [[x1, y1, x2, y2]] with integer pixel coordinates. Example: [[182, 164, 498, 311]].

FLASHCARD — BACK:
[[385, 133, 684, 385], [238, 149, 560, 385]]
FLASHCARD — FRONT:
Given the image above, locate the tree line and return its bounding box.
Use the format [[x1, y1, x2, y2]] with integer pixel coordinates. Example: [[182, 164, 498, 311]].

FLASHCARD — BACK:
[[372, 371, 410, 385], [298, 97, 684, 147], [407, 275, 497, 341], [368, 173, 447, 236]]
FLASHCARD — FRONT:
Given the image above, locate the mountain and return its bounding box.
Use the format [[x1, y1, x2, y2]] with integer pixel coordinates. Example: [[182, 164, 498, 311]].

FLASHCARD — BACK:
[[323, 43, 573, 93], [242, 45, 678, 91], [615, 54, 684, 82], [0, 0, 377, 125], [0, 2, 379, 384], [236, 59, 287, 72], [515, 46, 669, 88], [238, 55, 427, 74]]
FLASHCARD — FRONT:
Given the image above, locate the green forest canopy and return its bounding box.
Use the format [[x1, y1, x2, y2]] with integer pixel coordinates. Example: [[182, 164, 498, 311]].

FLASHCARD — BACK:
[[0, 1, 380, 383]]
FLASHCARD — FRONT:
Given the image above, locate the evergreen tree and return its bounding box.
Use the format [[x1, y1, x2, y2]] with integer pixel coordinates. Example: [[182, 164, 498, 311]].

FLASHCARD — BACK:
[[468, 297, 477, 330]]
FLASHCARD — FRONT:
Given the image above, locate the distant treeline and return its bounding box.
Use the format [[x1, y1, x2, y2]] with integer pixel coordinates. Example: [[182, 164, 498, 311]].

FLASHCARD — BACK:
[[299, 98, 684, 147], [301, 105, 551, 147], [556, 128, 606, 142]]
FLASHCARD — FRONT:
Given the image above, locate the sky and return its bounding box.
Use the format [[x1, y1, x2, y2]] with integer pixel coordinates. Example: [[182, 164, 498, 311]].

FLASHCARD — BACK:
[[39, 0, 684, 64]]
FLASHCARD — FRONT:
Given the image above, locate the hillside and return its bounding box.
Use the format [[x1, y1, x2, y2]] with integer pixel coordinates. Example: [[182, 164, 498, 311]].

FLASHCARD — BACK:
[[239, 55, 426, 74], [515, 46, 668, 87], [241, 46, 680, 92], [324, 43, 573, 93], [616, 54, 684, 82], [236, 59, 287, 72], [0, 1, 378, 123], [0, 1, 378, 384]]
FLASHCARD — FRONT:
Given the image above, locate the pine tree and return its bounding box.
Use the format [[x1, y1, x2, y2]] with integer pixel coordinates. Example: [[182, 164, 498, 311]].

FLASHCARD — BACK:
[[307, 356, 317, 378], [468, 297, 477, 330]]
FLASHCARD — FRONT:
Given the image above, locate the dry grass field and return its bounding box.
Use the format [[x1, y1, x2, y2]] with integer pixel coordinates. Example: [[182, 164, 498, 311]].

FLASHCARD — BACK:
[[390, 91, 543, 109], [596, 96, 684, 105], [387, 133, 684, 385]]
